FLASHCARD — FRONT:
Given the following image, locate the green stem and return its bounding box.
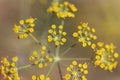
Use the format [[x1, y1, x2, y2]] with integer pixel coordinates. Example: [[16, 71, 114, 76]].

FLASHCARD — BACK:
[[61, 19, 64, 26], [61, 58, 92, 61], [61, 43, 77, 56], [46, 62, 55, 77], [56, 20, 64, 57], [29, 33, 41, 45], [22, 25, 41, 45], [18, 63, 35, 70], [56, 45, 60, 57], [57, 62, 63, 80]]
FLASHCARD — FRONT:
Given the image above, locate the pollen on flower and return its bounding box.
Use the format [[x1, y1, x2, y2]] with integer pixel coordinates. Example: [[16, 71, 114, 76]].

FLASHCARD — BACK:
[[13, 17, 36, 39], [32, 75, 37, 80], [72, 60, 77, 66], [91, 43, 96, 50], [64, 61, 88, 80], [29, 45, 53, 68], [48, 24, 67, 46], [73, 22, 97, 47], [0, 57, 20, 80], [47, 1, 77, 19], [12, 56, 18, 62], [94, 42, 119, 72]]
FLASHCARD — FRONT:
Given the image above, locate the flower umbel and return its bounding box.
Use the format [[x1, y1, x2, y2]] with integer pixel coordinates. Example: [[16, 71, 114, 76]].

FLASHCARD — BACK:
[[48, 24, 67, 46], [1, 0, 119, 80], [32, 74, 51, 80], [73, 22, 97, 47], [13, 17, 36, 39], [29, 45, 53, 68], [0, 56, 20, 80], [94, 42, 119, 72], [64, 61, 88, 80], [47, 1, 77, 19]]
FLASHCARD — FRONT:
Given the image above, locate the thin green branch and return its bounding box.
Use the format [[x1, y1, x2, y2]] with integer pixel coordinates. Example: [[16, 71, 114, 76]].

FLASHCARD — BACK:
[[29, 33, 41, 45], [22, 25, 41, 45], [18, 63, 35, 70], [61, 57, 92, 61], [57, 62, 63, 80], [61, 43, 77, 56], [46, 62, 55, 77], [56, 45, 60, 57], [55, 19, 64, 57], [61, 19, 64, 26]]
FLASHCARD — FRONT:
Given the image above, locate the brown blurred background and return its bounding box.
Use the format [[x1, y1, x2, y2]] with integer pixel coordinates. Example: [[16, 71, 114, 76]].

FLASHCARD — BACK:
[[0, 0, 120, 80]]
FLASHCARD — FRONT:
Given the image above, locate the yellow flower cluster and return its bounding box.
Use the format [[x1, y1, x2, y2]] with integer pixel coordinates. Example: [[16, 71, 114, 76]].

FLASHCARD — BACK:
[[64, 61, 88, 80], [13, 17, 36, 39], [73, 22, 97, 47], [32, 74, 51, 80], [94, 42, 119, 72], [29, 45, 53, 68], [48, 24, 67, 46], [0, 56, 20, 80], [47, 1, 77, 19]]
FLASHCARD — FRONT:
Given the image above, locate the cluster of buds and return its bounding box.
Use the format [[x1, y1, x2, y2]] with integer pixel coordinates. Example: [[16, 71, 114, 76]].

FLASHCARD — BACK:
[[0, 56, 20, 80], [47, 1, 77, 19], [13, 17, 36, 39], [48, 24, 67, 46], [64, 61, 88, 80], [73, 22, 97, 47], [29, 45, 53, 68], [94, 42, 119, 72]]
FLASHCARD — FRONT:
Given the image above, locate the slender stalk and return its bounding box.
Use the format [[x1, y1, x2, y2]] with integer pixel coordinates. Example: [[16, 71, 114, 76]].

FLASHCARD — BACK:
[[57, 62, 63, 80], [22, 25, 41, 45], [61, 43, 77, 56], [29, 33, 41, 45], [61, 58, 92, 61], [18, 63, 35, 70], [61, 19, 64, 26], [46, 62, 55, 77], [56, 45, 60, 57]]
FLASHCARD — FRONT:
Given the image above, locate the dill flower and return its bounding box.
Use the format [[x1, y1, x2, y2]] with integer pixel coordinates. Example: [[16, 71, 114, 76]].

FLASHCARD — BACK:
[[64, 61, 88, 80], [94, 42, 119, 72], [47, 1, 77, 19], [13, 17, 36, 39], [32, 74, 51, 80], [48, 24, 67, 46], [73, 22, 97, 47], [29, 45, 53, 68], [0, 56, 20, 80]]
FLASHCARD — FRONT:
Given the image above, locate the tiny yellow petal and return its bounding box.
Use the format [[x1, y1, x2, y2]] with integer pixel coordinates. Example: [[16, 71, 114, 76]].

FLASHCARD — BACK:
[[32, 75, 37, 80], [114, 53, 119, 58], [42, 46, 46, 50], [83, 70, 88, 74], [38, 63, 43, 68], [73, 32, 78, 37], [12, 56, 18, 62], [72, 61, 77, 66], [19, 20, 24, 25]]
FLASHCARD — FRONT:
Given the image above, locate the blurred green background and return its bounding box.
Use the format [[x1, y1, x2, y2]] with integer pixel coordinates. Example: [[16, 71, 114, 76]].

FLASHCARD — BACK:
[[0, 0, 120, 80]]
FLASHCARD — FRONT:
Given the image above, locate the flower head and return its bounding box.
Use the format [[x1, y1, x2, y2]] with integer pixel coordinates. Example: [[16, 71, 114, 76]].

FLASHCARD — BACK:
[[94, 42, 119, 72], [13, 17, 36, 39], [29, 45, 53, 68], [73, 22, 97, 47], [0, 56, 20, 80], [47, 1, 77, 19], [48, 24, 67, 46], [64, 61, 88, 80], [32, 74, 51, 80]]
